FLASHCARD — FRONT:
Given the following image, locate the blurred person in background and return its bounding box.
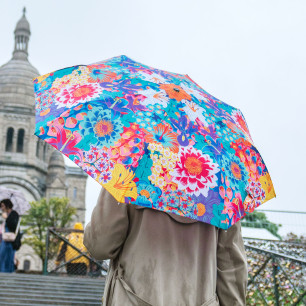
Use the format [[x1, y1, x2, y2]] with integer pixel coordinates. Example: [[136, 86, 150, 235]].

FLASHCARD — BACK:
[[0, 212, 4, 243], [0, 199, 20, 273], [56, 222, 89, 275]]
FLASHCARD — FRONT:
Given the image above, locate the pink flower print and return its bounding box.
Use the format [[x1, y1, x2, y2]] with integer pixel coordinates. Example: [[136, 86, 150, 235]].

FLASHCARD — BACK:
[[170, 146, 220, 197], [55, 83, 103, 108]]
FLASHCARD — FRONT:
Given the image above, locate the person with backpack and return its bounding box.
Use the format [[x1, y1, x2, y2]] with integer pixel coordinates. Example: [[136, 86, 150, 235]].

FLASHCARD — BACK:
[[0, 199, 21, 272]]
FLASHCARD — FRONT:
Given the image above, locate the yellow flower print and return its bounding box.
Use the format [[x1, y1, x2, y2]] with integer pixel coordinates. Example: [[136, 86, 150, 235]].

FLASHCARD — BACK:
[[156, 144, 164, 153], [156, 177, 166, 188], [69, 67, 90, 86], [170, 151, 179, 162], [168, 162, 176, 171], [163, 148, 172, 159], [154, 164, 163, 174], [51, 67, 91, 94], [160, 157, 168, 167], [103, 164, 137, 202], [51, 75, 71, 93], [149, 173, 157, 183], [151, 154, 159, 163], [259, 173, 276, 202], [148, 143, 157, 151], [35, 73, 51, 83]]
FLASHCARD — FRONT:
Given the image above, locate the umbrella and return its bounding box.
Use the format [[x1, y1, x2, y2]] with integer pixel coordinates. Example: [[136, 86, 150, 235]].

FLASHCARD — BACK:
[[0, 186, 30, 215], [33, 55, 276, 229]]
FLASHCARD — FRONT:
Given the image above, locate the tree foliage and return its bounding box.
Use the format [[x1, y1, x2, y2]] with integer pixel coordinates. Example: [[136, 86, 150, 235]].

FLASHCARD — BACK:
[[241, 211, 282, 239], [21, 197, 76, 267]]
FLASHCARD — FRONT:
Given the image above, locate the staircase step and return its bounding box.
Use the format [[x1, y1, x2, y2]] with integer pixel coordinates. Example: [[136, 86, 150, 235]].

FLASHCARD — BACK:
[[0, 302, 63, 306], [0, 284, 104, 294], [1, 273, 105, 285], [0, 288, 101, 299], [0, 278, 104, 289], [0, 282, 103, 293], [0, 273, 104, 305], [0, 291, 101, 302], [0, 296, 101, 305]]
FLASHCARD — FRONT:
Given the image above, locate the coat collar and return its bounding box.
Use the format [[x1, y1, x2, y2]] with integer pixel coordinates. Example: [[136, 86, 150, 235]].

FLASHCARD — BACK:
[[135, 206, 198, 224]]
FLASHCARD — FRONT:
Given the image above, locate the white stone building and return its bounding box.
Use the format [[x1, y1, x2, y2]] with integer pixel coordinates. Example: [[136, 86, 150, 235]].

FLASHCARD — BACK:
[[0, 9, 87, 271]]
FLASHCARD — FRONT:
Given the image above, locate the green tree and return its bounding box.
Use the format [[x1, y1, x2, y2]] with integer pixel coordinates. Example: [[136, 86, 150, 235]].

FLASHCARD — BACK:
[[21, 197, 76, 268], [241, 211, 282, 239]]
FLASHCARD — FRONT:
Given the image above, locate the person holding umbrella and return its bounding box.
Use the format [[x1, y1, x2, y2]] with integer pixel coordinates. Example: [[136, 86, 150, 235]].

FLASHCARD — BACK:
[[0, 187, 29, 272], [33, 55, 276, 305], [84, 188, 248, 306], [0, 199, 20, 273]]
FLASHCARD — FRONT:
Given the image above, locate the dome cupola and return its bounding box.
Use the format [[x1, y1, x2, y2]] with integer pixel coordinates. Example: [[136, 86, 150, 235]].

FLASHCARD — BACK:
[[13, 7, 31, 61], [46, 150, 67, 188], [48, 150, 66, 171], [0, 8, 39, 112]]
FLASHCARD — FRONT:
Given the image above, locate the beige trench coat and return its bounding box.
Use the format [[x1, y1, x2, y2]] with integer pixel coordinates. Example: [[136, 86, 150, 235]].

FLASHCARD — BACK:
[[84, 188, 248, 306]]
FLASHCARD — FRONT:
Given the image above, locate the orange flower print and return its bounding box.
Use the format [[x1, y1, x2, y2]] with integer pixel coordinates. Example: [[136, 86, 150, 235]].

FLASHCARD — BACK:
[[231, 110, 253, 143], [88, 67, 118, 83], [159, 84, 192, 102], [145, 123, 179, 153]]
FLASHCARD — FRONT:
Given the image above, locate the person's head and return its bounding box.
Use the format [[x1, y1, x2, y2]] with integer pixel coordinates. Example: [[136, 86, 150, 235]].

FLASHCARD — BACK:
[[74, 222, 83, 230], [0, 199, 13, 213]]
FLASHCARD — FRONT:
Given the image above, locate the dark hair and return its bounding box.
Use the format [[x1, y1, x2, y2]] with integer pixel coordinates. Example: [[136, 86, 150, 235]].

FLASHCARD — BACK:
[[1, 199, 13, 209]]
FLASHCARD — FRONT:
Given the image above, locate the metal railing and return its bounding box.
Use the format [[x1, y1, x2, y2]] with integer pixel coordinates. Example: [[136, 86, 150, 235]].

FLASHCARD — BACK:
[[44, 227, 108, 277], [245, 239, 306, 305], [44, 229, 305, 304]]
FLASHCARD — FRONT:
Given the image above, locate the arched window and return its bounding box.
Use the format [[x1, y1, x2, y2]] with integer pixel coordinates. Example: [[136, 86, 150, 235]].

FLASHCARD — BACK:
[[73, 187, 77, 200], [23, 260, 31, 271], [17, 129, 25, 153], [5, 127, 14, 152], [36, 141, 40, 157], [43, 143, 48, 161]]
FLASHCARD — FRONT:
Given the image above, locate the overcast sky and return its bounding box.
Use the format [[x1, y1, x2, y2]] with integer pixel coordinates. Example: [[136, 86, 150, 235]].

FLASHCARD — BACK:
[[1, 0, 305, 225]]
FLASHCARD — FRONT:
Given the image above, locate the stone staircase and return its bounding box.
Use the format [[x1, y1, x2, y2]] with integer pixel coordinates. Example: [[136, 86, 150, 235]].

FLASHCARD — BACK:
[[0, 273, 105, 305]]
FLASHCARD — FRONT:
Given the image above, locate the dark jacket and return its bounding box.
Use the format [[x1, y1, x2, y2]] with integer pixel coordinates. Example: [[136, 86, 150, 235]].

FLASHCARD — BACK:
[[6, 210, 19, 233]]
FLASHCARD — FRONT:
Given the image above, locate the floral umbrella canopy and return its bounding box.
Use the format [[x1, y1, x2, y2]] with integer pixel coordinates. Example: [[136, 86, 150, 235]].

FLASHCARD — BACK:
[[34, 55, 276, 229]]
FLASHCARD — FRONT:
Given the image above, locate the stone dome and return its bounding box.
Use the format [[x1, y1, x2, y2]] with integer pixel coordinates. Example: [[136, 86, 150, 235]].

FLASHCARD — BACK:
[[48, 150, 66, 170], [0, 60, 39, 110], [15, 14, 30, 34], [47, 150, 67, 187], [0, 8, 39, 112]]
